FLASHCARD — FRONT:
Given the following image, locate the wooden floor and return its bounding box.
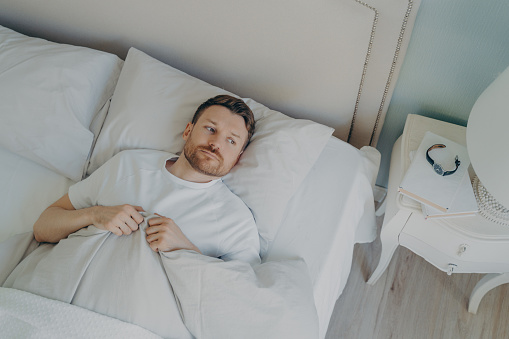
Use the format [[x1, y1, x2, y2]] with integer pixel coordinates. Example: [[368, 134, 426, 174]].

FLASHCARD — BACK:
[[325, 214, 509, 339]]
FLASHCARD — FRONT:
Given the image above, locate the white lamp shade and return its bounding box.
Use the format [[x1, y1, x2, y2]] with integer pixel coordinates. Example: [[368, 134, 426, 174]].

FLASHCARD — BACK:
[[467, 65, 509, 208]]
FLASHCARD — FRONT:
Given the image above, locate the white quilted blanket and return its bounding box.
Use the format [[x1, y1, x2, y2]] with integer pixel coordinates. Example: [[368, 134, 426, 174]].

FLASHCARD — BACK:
[[0, 287, 161, 338]]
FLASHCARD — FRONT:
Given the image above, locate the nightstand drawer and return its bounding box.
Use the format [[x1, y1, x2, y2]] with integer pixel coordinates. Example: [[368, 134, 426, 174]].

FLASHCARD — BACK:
[[400, 213, 509, 268], [399, 232, 509, 273]]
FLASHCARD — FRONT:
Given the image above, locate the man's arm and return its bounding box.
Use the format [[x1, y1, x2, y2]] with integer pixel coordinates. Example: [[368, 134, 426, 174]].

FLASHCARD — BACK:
[[33, 194, 145, 243]]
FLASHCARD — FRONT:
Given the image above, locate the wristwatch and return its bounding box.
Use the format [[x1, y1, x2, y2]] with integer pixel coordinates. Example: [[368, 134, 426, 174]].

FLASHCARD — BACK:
[[426, 144, 460, 176]]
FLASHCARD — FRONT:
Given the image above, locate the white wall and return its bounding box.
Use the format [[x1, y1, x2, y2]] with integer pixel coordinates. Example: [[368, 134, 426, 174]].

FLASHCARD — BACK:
[[376, 0, 509, 187]]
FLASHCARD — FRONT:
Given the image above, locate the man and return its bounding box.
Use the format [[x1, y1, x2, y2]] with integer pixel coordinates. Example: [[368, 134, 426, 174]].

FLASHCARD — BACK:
[[32, 94, 260, 264], [1, 95, 259, 338]]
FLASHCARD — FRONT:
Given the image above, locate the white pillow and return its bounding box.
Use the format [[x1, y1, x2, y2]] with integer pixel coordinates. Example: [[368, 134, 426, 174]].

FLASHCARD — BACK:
[[0, 147, 75, 244], [88, 48, 333, 256], [0, 25, 123, 181]]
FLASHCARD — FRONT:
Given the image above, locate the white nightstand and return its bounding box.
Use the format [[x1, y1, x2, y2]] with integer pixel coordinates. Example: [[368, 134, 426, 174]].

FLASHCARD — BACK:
[[367, 114, 509, 313]]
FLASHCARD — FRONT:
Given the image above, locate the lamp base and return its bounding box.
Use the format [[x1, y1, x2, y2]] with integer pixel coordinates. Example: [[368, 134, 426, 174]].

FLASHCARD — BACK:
[[473, 176, 509, 226]]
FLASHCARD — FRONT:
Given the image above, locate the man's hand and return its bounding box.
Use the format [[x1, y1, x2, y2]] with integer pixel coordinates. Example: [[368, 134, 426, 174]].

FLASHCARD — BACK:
[[145, 214, 201, 253], [93, 205, 145, 236], [33, 194, 146, 243]]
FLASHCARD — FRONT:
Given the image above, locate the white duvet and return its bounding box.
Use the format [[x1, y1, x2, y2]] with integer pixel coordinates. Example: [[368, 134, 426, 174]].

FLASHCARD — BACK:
[[0, 215, 318, 339]]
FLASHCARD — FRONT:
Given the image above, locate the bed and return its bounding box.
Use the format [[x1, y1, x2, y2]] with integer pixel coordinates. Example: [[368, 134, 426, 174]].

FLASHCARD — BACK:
[[0, 1, 421, 338]]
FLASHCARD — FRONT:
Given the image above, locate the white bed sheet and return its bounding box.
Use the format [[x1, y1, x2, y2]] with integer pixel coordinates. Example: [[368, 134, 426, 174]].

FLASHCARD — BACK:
[[265, 136, 377, 338]]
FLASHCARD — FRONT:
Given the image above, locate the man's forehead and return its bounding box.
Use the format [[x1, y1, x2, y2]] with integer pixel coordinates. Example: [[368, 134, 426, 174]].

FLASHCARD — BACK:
[[197, 106, 248, 136]]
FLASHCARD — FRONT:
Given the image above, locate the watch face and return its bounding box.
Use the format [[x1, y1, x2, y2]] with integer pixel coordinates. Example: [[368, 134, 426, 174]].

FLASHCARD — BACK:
[[433, 163, 444, 176]]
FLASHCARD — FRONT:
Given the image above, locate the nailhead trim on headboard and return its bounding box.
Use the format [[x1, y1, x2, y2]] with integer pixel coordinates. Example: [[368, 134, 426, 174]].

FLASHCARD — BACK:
[[348, 0, 378, 145], [348, 0, 416, 147]]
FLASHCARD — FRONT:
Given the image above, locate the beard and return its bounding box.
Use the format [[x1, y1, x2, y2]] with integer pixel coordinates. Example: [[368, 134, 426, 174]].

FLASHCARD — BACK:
[[183, 141, 230, 178]]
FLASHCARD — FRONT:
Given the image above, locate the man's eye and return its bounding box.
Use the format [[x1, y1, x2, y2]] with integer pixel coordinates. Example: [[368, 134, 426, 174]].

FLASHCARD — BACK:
[[228, 139, 235, 145], [206, 127, 215, 133]]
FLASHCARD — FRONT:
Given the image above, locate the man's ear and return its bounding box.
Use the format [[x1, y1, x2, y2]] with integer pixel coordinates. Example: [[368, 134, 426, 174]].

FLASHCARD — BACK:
[[182, 122, 193, 141]]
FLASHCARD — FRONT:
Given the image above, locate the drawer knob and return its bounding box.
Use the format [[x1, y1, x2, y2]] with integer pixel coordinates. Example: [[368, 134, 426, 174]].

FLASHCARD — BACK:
[[447, 263, 457, 275], [458, 244, 469, 256]]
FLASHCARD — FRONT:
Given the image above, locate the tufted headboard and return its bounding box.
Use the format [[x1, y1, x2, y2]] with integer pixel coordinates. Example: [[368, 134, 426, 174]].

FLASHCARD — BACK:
[[0, 0, 421, 148]]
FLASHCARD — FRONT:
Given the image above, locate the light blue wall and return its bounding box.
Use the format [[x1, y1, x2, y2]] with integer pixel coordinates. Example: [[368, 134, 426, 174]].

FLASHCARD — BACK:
[[376, 0, 509, 187]]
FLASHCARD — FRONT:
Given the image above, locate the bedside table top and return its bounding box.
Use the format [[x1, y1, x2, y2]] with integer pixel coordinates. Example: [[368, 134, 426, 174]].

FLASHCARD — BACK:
[[397, 114, 467, 213], [396, 114, 509, 240]]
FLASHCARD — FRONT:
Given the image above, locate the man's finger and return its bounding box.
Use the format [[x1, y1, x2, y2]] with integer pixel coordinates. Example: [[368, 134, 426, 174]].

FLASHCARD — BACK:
[[132, 213, 144, 224], [147, 217, 165, 227], [117, 222, 132, 235], [110, 225, 123, 236], [129, 207, 145, 224], [148, 240, 159, 252], [145, 225, 162, 235], [125, 217, 139, 231], [146, 233, 158, 243]]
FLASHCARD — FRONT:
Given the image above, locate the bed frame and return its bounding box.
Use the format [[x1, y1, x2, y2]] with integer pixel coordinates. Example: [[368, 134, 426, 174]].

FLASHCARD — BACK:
[[0, 0, 421, 148]]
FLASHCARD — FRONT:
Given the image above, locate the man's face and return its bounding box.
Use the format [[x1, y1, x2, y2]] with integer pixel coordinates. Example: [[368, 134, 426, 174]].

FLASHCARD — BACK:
[[182, 105, 248, 178]]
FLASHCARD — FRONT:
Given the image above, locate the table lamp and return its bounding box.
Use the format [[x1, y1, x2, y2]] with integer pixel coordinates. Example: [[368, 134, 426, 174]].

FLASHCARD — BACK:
[[466, 64, 509, 225]]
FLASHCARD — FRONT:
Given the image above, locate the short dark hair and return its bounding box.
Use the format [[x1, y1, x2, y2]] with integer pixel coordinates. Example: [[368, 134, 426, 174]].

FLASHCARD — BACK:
[[192, 95, 255, 149]]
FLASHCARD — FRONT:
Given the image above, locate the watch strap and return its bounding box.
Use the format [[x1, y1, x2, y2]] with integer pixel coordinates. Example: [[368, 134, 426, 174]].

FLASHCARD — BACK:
[[426, 144, 446, 166], [443, 156, 461, 176]]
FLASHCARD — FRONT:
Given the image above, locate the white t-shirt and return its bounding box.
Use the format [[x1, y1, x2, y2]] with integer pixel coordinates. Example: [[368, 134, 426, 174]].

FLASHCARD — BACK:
[[69, 149, 260, 264]]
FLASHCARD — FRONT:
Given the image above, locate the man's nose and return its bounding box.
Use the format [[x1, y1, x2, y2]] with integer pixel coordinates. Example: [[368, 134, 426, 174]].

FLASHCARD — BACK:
[[209, 137, 220, 151]]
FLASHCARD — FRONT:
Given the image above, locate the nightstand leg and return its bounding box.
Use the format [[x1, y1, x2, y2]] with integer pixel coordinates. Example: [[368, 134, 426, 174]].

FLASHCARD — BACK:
[[375, 198, 387, 217], [468, 273, 509, 314], [367, 209, 412, 285]]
